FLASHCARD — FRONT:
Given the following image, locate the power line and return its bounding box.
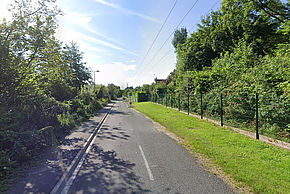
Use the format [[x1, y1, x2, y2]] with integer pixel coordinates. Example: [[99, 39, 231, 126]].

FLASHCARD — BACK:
[[143, 0, 200, 70], [150, 0, 221, 72], [189, 0, 220, 33], [154, 48, 173, 67], [139, 0, 178, 68]]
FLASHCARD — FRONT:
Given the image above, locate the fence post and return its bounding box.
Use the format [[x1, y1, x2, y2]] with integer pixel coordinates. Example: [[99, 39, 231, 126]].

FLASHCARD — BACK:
[[178, 94, 181, 111], [187, 93, 190, 115], [165, 93, 167, 107], [201, 93, 203, 119], [158, 95, 159, 104], [256, 93, 259, 139], [220, 93, 223, 126]]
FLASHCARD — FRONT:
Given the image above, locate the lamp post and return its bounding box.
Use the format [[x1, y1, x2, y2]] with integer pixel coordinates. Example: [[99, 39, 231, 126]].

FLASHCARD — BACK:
[[93, 70, 100, 84], [93, 70, 100, 92]]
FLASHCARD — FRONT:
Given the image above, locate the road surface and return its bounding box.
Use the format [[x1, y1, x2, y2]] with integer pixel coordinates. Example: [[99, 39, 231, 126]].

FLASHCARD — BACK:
[[67, 100, 234, 193]]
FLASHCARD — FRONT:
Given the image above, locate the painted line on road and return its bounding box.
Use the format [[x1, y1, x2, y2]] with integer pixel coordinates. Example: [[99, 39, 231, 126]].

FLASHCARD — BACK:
[[50, 105, 114, 194], [138, 145, 154, 181], [60, 108, 112, 194]]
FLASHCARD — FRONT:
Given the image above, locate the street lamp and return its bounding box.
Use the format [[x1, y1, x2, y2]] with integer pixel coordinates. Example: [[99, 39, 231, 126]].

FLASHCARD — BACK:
[[93, 70, 100, 85], [93, 70, 100, 92]]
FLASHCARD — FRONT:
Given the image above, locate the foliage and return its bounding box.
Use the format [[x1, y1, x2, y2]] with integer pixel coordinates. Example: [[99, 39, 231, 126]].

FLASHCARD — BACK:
[[107, 83, 122, 100], [0, 0, 121, 189], [140, 0, 289, 141], [172, 27, 188, 51], [136, 92, 149, 102]]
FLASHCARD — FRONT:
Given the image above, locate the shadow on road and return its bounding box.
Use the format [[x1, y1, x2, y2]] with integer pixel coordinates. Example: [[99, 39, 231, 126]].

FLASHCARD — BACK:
[[109, 109, 130, 116], [98, 125, 131, 141], [69, 145, 150, 193], [8, 114, 105, 193]]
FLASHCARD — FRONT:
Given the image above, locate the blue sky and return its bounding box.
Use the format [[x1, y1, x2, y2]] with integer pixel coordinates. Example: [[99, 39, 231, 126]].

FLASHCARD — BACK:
[[0, 0, 221, 88], [55, 0, 222, 88], [0, 0, 288, 88]]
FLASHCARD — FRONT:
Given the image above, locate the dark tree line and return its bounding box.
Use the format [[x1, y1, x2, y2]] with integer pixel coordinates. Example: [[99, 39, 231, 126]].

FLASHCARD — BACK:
[[0, 0, 121, 185]]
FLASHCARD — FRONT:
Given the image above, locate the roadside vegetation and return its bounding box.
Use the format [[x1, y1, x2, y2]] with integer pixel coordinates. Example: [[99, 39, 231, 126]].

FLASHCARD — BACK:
[[0, 0, 121, 189], [135, 102, 290, 193], [130, 0, 289, 142]]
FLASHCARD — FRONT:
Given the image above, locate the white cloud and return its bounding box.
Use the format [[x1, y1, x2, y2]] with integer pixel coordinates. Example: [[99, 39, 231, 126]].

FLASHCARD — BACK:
[[125, 59, 136, 63], [65, 12, 92, 28], [60, 11, 125, 47], [75, 31, 138, 56], [0, 0, 13, 21], [114, 62, 136, 71], [94, 0, 162, 23], [56, 25, 138, 56], [92, 61, 136, 87]]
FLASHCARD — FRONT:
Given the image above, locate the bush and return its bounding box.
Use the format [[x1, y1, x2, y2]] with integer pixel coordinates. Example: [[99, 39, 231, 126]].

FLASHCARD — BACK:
[[137, 92, 149, 102]]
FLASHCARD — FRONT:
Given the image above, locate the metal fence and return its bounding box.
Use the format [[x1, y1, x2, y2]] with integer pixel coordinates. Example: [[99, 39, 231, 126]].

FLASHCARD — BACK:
[[148, 92, 289, 140]]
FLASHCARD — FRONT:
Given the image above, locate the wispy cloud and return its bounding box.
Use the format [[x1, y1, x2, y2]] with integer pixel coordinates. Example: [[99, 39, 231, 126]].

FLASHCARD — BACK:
[[94, 0, 162, 24], [73, 31, 138, 56], [64, 11, 126, 47], [56, 24, 138, 56]]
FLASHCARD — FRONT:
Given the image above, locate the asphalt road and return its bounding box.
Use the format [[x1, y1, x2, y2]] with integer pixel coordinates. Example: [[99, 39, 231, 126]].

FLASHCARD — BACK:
[[67, 100, 234, 194]]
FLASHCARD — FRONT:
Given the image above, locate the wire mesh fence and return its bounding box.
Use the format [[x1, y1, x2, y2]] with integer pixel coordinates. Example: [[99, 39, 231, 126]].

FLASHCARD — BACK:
[[148, 92, 289, 141]]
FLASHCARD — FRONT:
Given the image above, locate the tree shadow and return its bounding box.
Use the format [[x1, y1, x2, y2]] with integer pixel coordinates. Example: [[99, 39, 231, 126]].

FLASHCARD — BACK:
[[97, 126, 130, 141], [109, 109, 130, 116], [77, 120, 100, 133], [69, 145, 151, 193], [7, 146, 63, 194]]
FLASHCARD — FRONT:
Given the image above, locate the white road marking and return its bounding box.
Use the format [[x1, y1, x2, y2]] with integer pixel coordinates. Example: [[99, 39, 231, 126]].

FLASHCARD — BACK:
[[60, 109, 112, 194], [138, 145, 154, 181]]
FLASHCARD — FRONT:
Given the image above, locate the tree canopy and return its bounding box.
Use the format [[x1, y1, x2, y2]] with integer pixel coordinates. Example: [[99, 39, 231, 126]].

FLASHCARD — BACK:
[[140, 0, 289, 143], [0, 0, 121, 186]]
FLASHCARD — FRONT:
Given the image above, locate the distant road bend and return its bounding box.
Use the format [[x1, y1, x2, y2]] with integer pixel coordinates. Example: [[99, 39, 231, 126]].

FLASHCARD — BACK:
[[54, 100, 234, 194]]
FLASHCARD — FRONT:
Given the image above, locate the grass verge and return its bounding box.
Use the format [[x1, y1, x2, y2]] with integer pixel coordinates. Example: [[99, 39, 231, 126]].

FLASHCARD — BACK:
[[134, 102, 290, 193]]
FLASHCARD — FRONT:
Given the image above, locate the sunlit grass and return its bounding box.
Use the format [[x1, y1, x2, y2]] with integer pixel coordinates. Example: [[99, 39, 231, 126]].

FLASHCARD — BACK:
[[134, 102, 290, 193]]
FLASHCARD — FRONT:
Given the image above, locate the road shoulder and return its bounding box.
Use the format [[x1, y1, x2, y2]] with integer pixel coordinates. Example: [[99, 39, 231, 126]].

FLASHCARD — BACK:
[[133, 107, 252, 193]]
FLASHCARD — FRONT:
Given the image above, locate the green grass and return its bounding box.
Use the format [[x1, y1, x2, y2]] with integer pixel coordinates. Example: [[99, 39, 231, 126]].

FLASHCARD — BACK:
[[134, 102, 290, 193]]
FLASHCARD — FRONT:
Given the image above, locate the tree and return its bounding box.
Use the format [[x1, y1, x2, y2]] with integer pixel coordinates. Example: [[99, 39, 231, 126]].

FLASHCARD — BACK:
[[172, 27, 188, 51], [0, 0, 65, 179], [107, 83, 121, 100], [62, 42, 91, 90], [0, 0, 62, 105]]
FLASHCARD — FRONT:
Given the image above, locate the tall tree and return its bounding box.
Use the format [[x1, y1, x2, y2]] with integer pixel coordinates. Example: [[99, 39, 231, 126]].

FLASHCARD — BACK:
[[62, 42, 91, 90], [172, 27, 188, 51], [0, 0, 62, 106]]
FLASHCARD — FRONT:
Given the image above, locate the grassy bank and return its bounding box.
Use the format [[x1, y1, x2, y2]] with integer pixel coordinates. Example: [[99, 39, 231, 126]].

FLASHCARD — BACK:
[[134, 102, 290, 193]]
